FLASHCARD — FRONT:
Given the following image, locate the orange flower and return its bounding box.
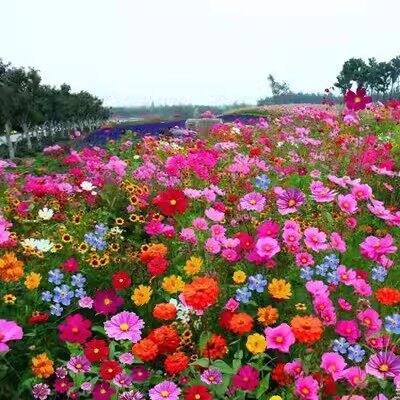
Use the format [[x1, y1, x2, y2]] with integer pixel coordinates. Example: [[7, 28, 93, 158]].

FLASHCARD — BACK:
[[139, 243, 168, 263], [229, 312, 254, 335], [203, 334, 228, 359], [32, 353, 54, 378], [153, 303, 177, 320], [183, 276, 219, 310], [0, 252, 24, 282], [258, 306, 279, 326], [132, 338, 159, 362], [290, 315, 323, 344], [375, 287, 400, 305], [148, 325, 180, 354], [164, 351, 189, 374]]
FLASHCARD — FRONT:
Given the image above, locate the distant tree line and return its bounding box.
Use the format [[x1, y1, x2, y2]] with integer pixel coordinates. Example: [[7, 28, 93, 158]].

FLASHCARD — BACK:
[[0, 59, 110, 158], [258, 56, 400, 105]]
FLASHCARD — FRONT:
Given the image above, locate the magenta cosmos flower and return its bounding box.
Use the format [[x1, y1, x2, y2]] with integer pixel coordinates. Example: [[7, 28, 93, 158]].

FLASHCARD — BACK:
[[255, 237, 280, 259], [104, 311, 144, 342], [320, 352, 346, 380], [0, 319, 23, 352], [93, 289, 124, 315], [360, 234, 397, 262], [232, 365, 259, 391], [66, 355, 91, 373], [149, 381, 181, 400], [239, 192, 265, 212], [366, 351, 400, 379], [264, 323, 295, 353], [304, 227, 329, 252], [295, 375, 319, 400], [345, 88, 372, 111], [337, 194, 357, 214], [275, 187, 305, 215]]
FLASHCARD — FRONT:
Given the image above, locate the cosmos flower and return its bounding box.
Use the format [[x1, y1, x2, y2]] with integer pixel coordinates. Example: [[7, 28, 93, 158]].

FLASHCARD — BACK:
[[104, 311, 144, 342]]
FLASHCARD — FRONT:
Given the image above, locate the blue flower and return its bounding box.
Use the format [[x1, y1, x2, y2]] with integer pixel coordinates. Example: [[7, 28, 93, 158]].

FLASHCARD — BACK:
[[94, 223, 108, 236], [71, 273, 86, 288], [333, 338, 349, 354], [371, 265, 387, 282], [315, 263, 330, 277], [254, 174, 270, 190], [53, 284, 75, 306], [248, 274, 267, 293], [300, 267, 314, 280], [41, 291, 53, 302], [326, 271, 339, 285], [347, 345, 365, 362], [75, 288, 87, 298], [84, 232, 108, 250], [50, 303, 63, 316], [48, 269, 63, 285], [235, 287, 252, 303], [324, 254, 339, 268], [385, 314, 400, 334]]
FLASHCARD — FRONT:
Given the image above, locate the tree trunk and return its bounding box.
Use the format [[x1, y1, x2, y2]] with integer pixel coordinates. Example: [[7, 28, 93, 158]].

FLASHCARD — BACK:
[[22, 122, 32, 150], [5, 122, 15, 159]]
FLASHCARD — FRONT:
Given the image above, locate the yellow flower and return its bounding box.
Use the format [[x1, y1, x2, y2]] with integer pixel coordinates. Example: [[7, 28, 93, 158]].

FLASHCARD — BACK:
[[131, 285, 152, 306], [24, 272, 41, 290], [246, 333, 267, 354], [258, 305, 279, 326], [270, 396, 283, 400], [162, 275, 185, 293], [268, 278, 291, 300], [296, 303, 307, 311], [3, 294, 16, 304], [32, 353, 54, 378], [233, 270, 246, 284], [184, 257, 202, 275]]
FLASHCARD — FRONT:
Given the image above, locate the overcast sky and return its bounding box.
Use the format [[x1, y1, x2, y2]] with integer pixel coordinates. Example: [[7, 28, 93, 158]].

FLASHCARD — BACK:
[[1, 0, 399, 106]]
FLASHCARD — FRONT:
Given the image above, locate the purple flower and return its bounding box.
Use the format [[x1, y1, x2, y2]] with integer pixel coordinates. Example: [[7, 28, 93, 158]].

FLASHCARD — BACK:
[[132, 366, 151, 381], [119, 352, 135, 364], [366, 351, 400, 379], [67, 355, 91, 373], [104, 311, 144, 342], [113, 373, 132, 388], [32, 383, 50, 400], [200, 368, 223, 384], [119, 391, 145, 400], [275, 187, 305, 215], [240, 192, 265, 212], [149, 381, 181, 400]]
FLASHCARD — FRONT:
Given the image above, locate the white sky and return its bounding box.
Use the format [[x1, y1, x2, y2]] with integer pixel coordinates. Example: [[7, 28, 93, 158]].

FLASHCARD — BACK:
[[1, 0, 399, 106]]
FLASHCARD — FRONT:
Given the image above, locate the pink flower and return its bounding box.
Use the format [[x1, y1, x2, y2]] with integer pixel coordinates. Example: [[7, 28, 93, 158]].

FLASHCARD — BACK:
[[180, 228, 197, 244], [275, 187, 305, 215], [335, 320, 362, 344], [306, 280, 329, 297], [351, 184, 372, 200], [239, 192, 265, 212], [104, 311, 144, 342], [320, 352, 346, 380], [221, 248, 239, 262], [346, 217, 357, 229], [304, 227, 329, 252], [330, 232, 346, 252], [224, 298, 239, 311], [356, 308, 382, 334], [295, 252, 314, 267], [341, 396, 365, 400], [337, 265, 356, 285], [353, 279, 372, 297], [192, 218, 208, 230], [360, 234, 397, 262], [284, 360, 304, 377], [205, 207, 224, 222], [0, 320, 23, 352], [255, 237, 281, 259], [257, 220, 280, 238], [264, 323, 295, 353], [341, 366, 366, 387], [310, 181, 337, 202], [337, 298, 352, 311], [210, 224, 226, 239], [204, 238, 221, 254], [232, 365, 259, 391], [338, 194, 358, 214], [295, 375, 319, 400], [282, 229, 301, 246]]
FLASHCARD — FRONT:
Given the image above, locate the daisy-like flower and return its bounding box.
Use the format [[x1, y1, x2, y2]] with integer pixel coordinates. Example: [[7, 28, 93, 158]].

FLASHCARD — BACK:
[[149, 381, 181, 400], [200, 368, 223, 385], [275, 187, 305, 215], [365, 351, 400, 379], [239, 192, 265, 212], [104, 311, 144, 342], [66, 356, 91, 373]]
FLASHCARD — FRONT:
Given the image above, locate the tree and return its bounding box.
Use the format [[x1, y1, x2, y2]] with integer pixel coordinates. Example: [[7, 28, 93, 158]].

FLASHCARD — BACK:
[[267, 74, 291, 97], [335, 58, 369, 94]]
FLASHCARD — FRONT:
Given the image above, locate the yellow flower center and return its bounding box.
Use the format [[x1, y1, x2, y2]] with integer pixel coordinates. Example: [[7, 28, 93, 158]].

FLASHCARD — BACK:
[[120, 323, 129, 331], [275, 336, 283, 343], [250, 199, 256, 205], [161, 391, 170, 397], [301, 388, 310, 394], [354, 97, 361, 103], [170, 199, 176, 205], [288, 199, 296, 206], [104, 298, 111, 305], [379, 364, 389, 372]]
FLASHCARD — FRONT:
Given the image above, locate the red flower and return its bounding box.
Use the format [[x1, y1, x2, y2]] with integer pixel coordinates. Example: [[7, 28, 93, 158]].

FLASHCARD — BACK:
[[54, 377, 73, 393], [203, 334, 227, 359], [164, 351, 189, 374], [28, 312, 50, 324], [345, 88, 372, 111], [183, 276, 219, 311], [184, 385, 212, 400], [154, 189, 188, 216], [112, 271, 131, 290], [272, 362, 292, 386], [58, 313, 92, 344], [148, 325, 180, 354], [100, 360, 122, 380], [93, 289, 124, 315], [63, 258, 79, 273], [84, 339, 109, 362], [147, 257, 168, 276]]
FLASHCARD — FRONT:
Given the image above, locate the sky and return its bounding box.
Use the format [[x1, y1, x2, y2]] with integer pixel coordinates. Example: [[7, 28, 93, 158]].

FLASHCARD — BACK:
[[1, 0, 400, 106]]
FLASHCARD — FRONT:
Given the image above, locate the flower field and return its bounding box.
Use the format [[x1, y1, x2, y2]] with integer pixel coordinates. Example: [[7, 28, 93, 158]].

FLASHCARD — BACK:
[[1, 97, 400, 400]]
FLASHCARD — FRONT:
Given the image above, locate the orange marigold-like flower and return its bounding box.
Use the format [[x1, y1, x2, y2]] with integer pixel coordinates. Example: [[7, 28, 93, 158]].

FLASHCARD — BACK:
[[132, 338, 159, 362], [183, 276, 219, 310], [153, 303, 177, 320], [32, 353, 54, 378], [290, 315, 323, 344], [139, 243, 168, 263], [258, 306, 279, 326], [164, 351, 189, 374], [148, 325, 180, 354], [0, 252, 24, 282], [203, 334, 228, 359], [229, 312, 254, 335], [375, 287, 400, 305]]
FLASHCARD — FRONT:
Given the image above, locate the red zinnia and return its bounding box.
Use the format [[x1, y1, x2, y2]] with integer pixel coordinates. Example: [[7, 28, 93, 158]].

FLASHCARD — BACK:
[[100, 360, 122, 380], [164, 351, 189, 374], [154, 189, 188, 216], [203, 334, 228, 359], [345, 88, 372, 111], [148, 325, 180, 354], [183, 276, 219, 311], [272, 362, 292, 386], [375, 287, 400, 305], [184, 385, 212, 400], [112, 271, 131, 290], [58, 313, 92, 344], [28, 312, 50, 324], [147, 256, 168, 276], [132, 338, 159, 362], [84, 339, 109, 362]]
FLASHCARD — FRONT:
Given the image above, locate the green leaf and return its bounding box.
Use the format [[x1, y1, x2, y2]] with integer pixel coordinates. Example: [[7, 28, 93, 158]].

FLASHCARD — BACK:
[[191, 358, 210, 368], [199, 331, 212, 353], [213, 360, 233, 374], [256, 373, 270, 399]]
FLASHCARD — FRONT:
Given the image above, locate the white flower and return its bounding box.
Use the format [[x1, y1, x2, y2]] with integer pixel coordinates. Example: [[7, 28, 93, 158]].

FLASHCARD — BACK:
[[34, 239, 54, 253], [38, 207, 54, 220], [80, 181, 95, 191], [133, 155, 141, 160]]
